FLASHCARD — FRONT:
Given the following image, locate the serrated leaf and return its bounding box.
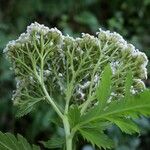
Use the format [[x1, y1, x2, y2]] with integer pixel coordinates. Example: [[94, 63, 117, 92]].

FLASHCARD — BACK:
[[79, 127, 114, 149], [15, 98, 42, 118], [0, 131, 40, 150], [107, 117, 140, 134], [41, 136, 65, 149], [96, 64, 112, 107], [103, 90, 150, 117], [68, 105, 81, 128], [17, 134, 32, 150], [80, 90, 150, 129], [81, 121, 111, 132], [80, 105, 101, 125]]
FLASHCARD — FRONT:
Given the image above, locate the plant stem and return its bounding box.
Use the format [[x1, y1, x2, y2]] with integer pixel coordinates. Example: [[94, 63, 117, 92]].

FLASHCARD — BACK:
[[36, 72, 63, 119], [41, 82, 64, 119], [63, 115, 73, 150]]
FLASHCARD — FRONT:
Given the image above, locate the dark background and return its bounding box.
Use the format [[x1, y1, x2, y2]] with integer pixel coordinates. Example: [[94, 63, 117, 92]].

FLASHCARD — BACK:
[[0, 0, 150, 149]]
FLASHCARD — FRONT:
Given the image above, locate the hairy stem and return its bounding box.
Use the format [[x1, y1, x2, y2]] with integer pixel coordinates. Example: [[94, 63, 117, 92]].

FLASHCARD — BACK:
[[63, 115, 73, 150], [41, 81, 64, 119]]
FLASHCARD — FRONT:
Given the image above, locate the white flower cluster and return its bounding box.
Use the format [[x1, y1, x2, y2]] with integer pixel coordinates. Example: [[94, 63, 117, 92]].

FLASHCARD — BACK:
[[4, 22, 148, 104], [4, 22, 62, 54], [97, 29, 148, 95]]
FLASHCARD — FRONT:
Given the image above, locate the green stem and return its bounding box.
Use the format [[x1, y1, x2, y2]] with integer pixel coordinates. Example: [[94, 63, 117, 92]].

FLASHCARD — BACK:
[[63, 116, 73, 150], [41, 82, 64, 119], [35, 70, 63, 119], [65, 75, 75, 114]]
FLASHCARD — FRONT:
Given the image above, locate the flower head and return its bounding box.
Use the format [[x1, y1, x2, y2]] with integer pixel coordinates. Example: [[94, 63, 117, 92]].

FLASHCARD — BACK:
[[4, 23, 148, 106]]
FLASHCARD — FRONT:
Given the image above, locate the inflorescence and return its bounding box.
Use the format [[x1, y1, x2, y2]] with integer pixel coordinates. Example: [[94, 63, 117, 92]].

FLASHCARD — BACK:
[[3, 22, 148, 106]]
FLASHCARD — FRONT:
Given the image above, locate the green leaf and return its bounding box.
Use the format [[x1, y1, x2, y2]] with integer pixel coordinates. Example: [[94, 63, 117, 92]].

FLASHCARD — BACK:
[[15, 98, 42, 118], [74, 11, 99, 31], [80, 90, 150, 128], [107, 117, 140, 134], [79, 126, 114, 149], [80, 121, 111, 132], [103, 90, 150, 117], [68, 105, 81, 128], [41, 136, 65, 149], [80, 105, 101, 125], [96, 64, 112, 107], [0, 131, 40, 150]]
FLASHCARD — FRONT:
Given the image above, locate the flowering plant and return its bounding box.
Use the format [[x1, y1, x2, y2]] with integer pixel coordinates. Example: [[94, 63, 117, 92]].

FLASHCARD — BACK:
[[1, 22, 150, 150]]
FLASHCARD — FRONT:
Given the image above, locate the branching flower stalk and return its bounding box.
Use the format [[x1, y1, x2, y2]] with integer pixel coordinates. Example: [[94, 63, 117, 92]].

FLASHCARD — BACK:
[[3, 22, 150, 150]]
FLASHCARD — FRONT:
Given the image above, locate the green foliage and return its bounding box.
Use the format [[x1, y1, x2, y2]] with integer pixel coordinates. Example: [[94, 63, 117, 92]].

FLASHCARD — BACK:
[[0, 131, 40, 150], [103, 90, 150, 117], [96, 64, 112, 107], [15, 97, 43, 118], [74, 11, 99, 32], [67, 67, 150, 149], [68, 105, 81, 128], [79, 89, 150, 128], [107, 117, 140, 134], [79, 126, 114, 149], [2, 21, 150, 150], [41, 136, 65, 149], [1, 0, 150, 149]]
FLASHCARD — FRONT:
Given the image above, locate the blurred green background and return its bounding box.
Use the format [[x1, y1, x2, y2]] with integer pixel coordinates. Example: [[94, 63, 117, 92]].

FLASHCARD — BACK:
[[0, 0, 150, 149]]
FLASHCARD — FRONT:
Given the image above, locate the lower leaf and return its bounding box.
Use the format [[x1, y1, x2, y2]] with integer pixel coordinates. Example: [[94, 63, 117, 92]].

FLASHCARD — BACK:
[[79, 127, 114, 149], [107, 117, 140, 134], [41, 136, 65, 149], [0, 131, 40, 150]]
